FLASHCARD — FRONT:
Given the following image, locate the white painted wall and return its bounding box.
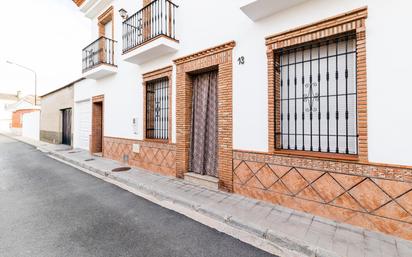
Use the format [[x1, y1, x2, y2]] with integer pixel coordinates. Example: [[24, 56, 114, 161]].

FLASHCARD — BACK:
[[22, 111, 40, 140], [365, 2, 412, 166], [74, 0, 412, 166]]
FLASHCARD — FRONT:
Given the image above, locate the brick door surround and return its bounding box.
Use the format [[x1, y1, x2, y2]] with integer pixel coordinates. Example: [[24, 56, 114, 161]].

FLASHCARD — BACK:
[[91, 95, 104, 154], [174, 41, 235, 192]]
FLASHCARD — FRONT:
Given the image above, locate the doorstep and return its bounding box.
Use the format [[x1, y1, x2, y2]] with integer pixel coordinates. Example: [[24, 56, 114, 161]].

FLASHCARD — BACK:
[[184, 172, 219, 190], [5, 133, 412, 257], [93, 152, 103, 157]]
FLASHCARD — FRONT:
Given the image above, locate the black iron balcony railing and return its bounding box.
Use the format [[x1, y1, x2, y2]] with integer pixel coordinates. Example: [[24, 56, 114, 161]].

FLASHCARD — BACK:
[[122, 0, 178, 53], [82, 36, 116, 72]]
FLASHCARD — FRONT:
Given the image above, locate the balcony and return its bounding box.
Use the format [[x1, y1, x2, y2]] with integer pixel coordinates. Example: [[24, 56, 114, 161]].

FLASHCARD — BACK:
[[82, 36, 117, 80], [122, 0, 179, 65], [240, 0, 309, 21]]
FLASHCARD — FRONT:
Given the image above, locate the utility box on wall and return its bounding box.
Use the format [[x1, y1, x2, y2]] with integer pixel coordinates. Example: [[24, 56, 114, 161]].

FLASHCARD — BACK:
[[132, 144, 140, 153]]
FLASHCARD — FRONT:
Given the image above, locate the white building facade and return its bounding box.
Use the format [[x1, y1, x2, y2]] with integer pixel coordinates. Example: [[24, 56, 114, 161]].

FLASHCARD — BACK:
[[72, 0, 412, 240]]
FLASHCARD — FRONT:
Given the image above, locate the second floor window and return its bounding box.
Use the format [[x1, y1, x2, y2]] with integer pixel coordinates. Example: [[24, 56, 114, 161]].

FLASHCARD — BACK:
[[146, 77, 169, 140], [274, 33, 358, 155]]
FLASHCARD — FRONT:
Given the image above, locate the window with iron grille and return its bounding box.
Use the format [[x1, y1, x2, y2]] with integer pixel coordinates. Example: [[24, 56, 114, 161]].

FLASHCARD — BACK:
[[274, 33, 358, 154], [146, 77, 169, 140]]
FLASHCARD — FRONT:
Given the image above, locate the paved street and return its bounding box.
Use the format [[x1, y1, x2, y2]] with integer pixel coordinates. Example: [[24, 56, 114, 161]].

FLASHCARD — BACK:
[[0, 135, 274, 257]]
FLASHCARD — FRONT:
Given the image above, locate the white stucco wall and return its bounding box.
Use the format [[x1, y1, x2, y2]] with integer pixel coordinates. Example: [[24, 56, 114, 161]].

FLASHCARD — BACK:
[[364, 2, 412, 166], [40, 86, 74, 133], [74, 0, 412, 166]]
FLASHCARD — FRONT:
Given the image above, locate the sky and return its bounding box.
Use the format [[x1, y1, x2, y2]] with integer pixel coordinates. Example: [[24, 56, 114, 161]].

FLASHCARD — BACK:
[[0, 0, 90, 96]]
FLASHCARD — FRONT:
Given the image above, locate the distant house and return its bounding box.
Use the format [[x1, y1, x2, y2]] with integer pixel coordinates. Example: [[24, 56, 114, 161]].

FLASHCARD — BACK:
[[0, 92, 40, 134], [39, 78, 83, 145], [5, 94, 40, 136]]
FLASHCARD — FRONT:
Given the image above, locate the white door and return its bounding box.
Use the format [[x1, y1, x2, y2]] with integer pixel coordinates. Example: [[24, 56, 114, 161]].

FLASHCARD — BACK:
[[74, 100, 91, 150], [22, 111, 40, 140], [104, 21, 113, 64]]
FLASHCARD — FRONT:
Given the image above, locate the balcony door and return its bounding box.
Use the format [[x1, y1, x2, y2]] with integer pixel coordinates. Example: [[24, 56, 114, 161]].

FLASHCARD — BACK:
[[104, 21, 114, 65], [98, 6, 114, 65], [104, 20, 112, 39]]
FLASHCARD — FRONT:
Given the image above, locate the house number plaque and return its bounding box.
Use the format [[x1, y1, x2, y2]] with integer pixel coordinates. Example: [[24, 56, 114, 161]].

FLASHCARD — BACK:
[[237, 56, 245, 65]]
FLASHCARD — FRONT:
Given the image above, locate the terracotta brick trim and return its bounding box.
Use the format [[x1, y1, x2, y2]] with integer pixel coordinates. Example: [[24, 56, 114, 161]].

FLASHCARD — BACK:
[[142, 65, 173, 81], [173, 41, 236, 65], [174, 41, 235, 192], [98, 6, 114, 24], [92, 94, 104, 103], [234, 147, 412, 171], [142, 66, 173, 143], [105, 135, 177, 147], [233, 149, 412, 183], [72, 0, 85, 7], [98, 6, 114, 39], [267, 7, 368, 161], [265, 7, 368, 48]]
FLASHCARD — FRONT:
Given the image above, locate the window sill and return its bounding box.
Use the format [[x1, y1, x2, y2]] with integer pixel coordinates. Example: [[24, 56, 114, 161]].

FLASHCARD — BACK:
[[271, 149, 359, 162], [143, 138, 170, 144]]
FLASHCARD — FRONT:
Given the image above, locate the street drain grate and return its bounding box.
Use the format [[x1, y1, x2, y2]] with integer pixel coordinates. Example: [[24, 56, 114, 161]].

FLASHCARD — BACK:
[[84, 158, 95, 162], [112, 167, 131, 172], [68, 151, 80, 154]]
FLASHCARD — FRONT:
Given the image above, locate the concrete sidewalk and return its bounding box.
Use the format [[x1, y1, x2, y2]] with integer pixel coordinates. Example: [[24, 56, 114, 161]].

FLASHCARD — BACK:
[[6, 134, 412, 257]]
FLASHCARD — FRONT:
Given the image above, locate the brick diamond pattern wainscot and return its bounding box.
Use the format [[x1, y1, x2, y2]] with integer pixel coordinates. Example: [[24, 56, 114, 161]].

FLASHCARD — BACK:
[[233, 150, 412, 240], [104, 137, 176, 176]]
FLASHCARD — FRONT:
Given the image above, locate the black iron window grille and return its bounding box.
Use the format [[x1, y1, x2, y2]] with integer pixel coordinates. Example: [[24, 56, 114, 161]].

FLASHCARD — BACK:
[[82, 36, 116, 72], [122, 0, 178, 53], [146, 77, 169, 140], [274, 33, 358, 155]]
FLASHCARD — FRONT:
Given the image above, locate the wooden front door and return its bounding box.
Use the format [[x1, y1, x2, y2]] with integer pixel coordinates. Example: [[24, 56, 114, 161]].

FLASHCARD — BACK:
[[91, 101, 103, 154]]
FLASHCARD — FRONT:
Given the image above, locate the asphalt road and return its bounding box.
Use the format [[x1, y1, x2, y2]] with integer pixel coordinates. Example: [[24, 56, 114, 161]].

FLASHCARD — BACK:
[[0, 135, 275, 257]]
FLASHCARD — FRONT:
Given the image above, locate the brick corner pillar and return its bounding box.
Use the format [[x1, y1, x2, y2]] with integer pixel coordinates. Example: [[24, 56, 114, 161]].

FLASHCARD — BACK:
[[175, 70, 191, 179], [217, 60, 234, 192]]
